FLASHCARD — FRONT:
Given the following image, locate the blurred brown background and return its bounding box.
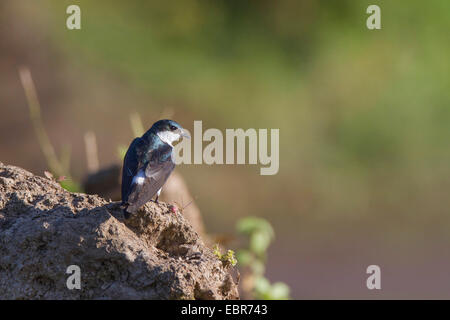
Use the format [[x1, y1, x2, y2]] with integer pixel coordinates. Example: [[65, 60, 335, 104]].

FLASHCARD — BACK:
[[1, 0, 450, 298]]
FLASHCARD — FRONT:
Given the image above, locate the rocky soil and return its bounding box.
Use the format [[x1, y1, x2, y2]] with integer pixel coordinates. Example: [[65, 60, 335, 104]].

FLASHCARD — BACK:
[[0, 162, 239, 299]]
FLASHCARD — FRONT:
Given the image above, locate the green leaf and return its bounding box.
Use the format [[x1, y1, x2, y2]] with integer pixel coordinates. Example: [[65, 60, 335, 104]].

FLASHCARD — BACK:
[[213, 244, 222, 258], [270, 282, 290, 300], [213, 244, 237, 267], [250, 260, 265, 276], [236, 249, 252, 266], [225, 249, 238, 266], [237, 216, 274, 240], [254, 276, 271, 295], [249, 231, 271, 257]]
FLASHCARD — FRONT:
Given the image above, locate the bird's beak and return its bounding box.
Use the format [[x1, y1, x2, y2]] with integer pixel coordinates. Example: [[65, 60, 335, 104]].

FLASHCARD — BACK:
[[179, 128, 190, 139]]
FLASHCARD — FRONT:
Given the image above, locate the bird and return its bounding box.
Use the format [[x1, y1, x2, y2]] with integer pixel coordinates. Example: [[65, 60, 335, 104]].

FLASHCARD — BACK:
[[120, 119, 190, 219]]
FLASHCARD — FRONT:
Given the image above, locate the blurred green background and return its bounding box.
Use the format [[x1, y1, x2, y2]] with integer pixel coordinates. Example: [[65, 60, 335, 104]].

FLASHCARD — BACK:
[[1, 0, 450, 298]]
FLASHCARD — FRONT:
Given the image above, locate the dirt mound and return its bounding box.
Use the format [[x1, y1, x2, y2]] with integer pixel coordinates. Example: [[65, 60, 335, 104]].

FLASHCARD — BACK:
[[0, 162, 238, 299]]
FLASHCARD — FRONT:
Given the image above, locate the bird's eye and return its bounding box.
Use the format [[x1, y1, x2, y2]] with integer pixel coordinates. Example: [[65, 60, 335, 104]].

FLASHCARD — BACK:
[[169, 125, 177, 131]]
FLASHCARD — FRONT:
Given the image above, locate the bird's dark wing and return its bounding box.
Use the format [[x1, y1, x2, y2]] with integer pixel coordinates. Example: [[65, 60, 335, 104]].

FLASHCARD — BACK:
[[125, 144, 175, 214], [121, 137, 146, 205]]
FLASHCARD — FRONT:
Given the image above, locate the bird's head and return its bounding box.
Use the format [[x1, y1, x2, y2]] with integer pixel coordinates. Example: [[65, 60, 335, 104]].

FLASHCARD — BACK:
[[149, 119, 190, 146]]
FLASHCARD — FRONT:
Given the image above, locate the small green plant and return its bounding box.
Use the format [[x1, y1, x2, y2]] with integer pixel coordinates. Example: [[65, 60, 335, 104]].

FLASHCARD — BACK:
[[213, 244, 237, 267], [236, 217, 290, 300]]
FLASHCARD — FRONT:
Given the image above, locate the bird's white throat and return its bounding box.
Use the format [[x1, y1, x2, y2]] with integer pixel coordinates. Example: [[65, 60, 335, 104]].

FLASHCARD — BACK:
[[157, 130, 181, 147]]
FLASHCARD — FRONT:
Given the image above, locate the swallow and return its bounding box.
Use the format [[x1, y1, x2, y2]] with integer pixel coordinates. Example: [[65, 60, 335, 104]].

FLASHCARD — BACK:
[[121, 119, 190, 218]]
